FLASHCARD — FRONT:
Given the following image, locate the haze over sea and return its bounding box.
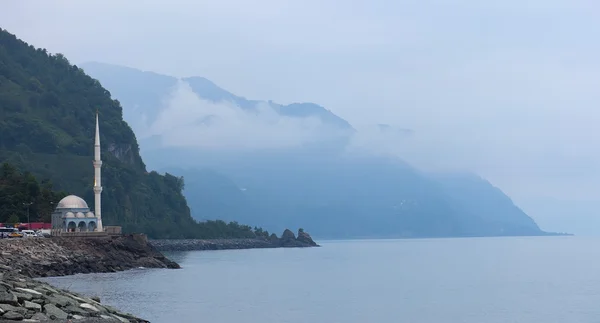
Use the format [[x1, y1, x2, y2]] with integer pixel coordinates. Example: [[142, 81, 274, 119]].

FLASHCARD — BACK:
[[42, 237, 600, 323]]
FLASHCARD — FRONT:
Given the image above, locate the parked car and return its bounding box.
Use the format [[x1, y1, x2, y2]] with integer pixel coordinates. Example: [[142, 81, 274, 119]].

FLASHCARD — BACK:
[[21, 230, 36, 238], [9, 229, 23, 238]]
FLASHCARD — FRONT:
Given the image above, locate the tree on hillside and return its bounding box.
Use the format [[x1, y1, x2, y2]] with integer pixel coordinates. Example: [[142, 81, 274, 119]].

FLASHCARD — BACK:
[[0, 162, 66, 223]]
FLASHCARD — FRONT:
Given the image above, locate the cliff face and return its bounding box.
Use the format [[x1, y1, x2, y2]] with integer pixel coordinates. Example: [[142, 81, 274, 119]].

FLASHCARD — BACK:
[[0, 28, 196, 237]]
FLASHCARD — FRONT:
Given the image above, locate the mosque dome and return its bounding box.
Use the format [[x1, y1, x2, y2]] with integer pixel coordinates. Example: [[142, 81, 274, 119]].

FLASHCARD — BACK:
[[56, 195, 89, 209], [76, 212, 85, 218], [86, 212, 95, 218], [65, 212, 75, 218]]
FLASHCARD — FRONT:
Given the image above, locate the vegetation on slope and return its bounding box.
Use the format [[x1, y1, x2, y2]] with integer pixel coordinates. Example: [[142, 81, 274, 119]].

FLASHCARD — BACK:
[[0, 162, 67, 224], [0, 28, 267, 239]]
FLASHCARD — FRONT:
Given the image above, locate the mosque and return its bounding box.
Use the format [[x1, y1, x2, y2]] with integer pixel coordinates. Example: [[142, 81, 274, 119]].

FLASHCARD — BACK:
[[50, 113, 104, 235]]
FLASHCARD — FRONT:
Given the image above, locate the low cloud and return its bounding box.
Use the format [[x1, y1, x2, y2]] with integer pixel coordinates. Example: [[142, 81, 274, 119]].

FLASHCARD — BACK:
[[140, 80, 350, 150]]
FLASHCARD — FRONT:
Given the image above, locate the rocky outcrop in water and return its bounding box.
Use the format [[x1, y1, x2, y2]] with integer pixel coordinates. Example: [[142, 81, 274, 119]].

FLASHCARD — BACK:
[[150, 228, 320, 251], [296, 229, 319, 247]]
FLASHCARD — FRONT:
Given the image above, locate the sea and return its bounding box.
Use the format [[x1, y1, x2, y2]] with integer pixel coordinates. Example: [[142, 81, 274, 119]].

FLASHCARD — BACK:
[[40, 236, 600, 323]]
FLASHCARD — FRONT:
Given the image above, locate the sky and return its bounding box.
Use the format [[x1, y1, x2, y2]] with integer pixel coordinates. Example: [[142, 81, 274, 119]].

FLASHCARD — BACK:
[[1, 0, 599, 234]]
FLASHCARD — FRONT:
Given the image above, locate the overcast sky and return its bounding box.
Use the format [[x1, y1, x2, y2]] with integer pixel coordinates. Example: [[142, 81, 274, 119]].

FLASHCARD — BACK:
[[2, 0, 599, 233]]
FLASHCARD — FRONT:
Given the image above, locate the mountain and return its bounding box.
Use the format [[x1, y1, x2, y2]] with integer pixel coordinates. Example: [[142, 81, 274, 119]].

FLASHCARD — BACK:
[[0, 28, 269, 239], [78, 62, 548, 238], [79, 62, 354, 138]]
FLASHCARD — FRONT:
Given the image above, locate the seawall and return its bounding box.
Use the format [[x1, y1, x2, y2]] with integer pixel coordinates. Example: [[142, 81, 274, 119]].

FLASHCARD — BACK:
[[0, 234, 178, 322]]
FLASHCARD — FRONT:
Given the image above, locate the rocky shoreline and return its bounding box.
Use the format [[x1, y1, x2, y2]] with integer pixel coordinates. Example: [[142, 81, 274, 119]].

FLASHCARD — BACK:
[[0, 234, 175, 322], [150, 228, 320, 252], [0, 271, 145, 322], [0, 229, 319, 321]]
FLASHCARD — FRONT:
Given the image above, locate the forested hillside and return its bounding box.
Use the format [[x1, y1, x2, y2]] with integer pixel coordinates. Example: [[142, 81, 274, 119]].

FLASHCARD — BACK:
[[0, 28, 264, 239], [0, 162, 66, 224]]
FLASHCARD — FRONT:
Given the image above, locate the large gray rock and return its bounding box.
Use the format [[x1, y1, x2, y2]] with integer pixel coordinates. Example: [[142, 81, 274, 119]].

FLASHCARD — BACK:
[[14, 288, 42, 299], [44, 294, 76, 307], [0, 291, 18, 305], [30, 312, 48, 321], [12, 292, 32, 302], [80, 303, 101, 312], [23, 300, 41, 311], [0, 281, 13, 290], [112, 314, 131, 323], [64, 304, 89, 316], [0, 304, 25, 315], [43, 303, 68, 320], [12, 282, 27, 289], [2, 311, 24, 320]]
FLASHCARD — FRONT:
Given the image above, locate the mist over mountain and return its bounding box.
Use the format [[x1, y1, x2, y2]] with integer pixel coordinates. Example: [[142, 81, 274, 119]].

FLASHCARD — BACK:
[[80, 62, 548, 238]]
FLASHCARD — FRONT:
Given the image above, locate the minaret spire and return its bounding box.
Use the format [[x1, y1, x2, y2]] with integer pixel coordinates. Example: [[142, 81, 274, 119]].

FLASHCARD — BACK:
[[93, 111, 103, 231]]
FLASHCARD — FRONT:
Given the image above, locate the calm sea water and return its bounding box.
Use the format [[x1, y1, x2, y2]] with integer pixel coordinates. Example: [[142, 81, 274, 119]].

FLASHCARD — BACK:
[[41, 237, 600, 323]]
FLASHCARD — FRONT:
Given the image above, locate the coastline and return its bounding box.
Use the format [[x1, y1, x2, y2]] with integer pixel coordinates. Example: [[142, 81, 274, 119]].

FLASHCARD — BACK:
[[0, 235, 175, 322], [0, 229, 319, 322]]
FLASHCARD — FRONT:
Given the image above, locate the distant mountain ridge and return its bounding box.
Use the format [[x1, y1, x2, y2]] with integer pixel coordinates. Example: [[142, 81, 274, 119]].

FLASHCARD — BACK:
[[80, 62, 354, 138], [79, 61, 550, 239]]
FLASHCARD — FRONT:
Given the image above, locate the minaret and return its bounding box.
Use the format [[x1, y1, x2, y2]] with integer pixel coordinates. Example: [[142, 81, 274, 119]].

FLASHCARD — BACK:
[[93, 112, 103, 231]]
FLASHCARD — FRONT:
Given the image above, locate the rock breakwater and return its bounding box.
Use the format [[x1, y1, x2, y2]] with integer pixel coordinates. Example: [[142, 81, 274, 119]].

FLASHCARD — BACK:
[[0, 271, 146, 322], [0, 234, 179, 278], [0, 234, 179, 322], [150, 228, 319, 252]]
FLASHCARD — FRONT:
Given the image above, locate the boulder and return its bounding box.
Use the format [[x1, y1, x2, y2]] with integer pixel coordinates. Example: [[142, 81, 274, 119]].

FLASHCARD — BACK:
[[43, 304, 68, 320], [30, 312, 48, 321], [44, 294, 76, 307], [0, 291, 18, 306], [2, 311, 24, 321], [23, 301, 41, 311], [80, 303, 101, 312], [0, 304, 25, 315], [14, 288, 42, 298], [64, 304, 89, 316], [112, 314, 131, 322], [12, 292, 32, 302]]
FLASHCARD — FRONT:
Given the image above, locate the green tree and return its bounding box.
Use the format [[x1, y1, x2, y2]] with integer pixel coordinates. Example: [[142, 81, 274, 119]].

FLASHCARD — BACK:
[[7, 214, 19, 226]]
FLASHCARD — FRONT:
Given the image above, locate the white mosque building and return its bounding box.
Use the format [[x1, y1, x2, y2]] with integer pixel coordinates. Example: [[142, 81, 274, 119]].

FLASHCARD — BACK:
[[51, 113, 104, 235]]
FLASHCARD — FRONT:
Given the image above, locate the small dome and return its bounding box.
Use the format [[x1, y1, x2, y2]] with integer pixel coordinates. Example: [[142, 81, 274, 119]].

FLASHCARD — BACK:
[[86, 212, 95, 218], [65, 212, 75, 218], [76, 212, 85, 218], [56, 195, 89, 209]]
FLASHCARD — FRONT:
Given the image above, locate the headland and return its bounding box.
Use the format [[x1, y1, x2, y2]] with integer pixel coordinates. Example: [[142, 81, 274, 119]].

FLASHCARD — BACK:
[[150, 228, 319, 251]]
